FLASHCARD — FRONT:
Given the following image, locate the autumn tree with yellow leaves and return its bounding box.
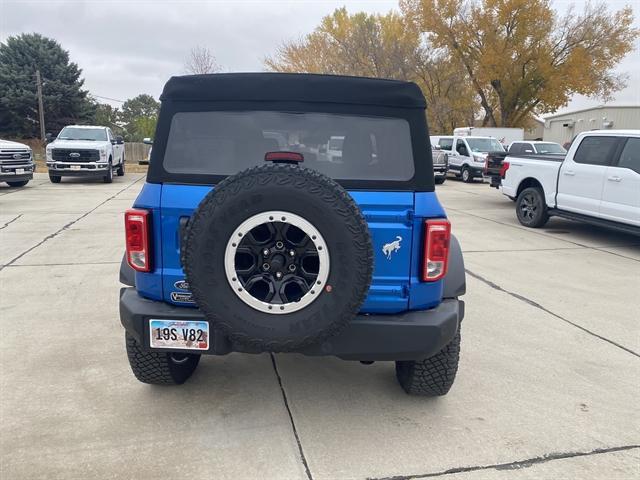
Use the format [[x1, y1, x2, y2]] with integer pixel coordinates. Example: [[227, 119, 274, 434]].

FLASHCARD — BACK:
[[265, 8, 477, 133], [265, 2, 637, 130], [401, 0, 638, 126]]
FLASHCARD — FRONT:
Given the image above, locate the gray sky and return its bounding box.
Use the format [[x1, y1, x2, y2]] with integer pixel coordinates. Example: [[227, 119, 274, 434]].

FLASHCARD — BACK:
[[1, 0, 638, 117]]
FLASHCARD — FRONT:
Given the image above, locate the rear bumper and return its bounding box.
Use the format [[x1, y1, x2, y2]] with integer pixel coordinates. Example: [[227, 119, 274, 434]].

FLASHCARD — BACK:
[[119, 287, 464, 361]]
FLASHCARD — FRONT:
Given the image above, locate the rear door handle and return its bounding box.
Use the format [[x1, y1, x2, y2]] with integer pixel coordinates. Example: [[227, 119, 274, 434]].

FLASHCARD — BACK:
[[563, 170, 575, 176], [608, 176, 622, 182]]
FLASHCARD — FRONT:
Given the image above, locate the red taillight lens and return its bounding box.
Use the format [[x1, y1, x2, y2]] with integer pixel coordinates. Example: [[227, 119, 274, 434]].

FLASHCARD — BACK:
[[422, 219, 451, 282], [125, 209, 151, 272], [500, 161, 510, 179]]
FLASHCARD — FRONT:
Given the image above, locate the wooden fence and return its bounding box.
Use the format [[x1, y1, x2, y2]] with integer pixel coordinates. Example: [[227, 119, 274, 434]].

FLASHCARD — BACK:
[[125, 142, 151, 163]]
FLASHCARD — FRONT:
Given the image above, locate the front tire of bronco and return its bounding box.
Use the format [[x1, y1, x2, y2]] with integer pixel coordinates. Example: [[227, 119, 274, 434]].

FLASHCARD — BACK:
[[395, 329, 461, 396], [49, 173, 61, 183], [125, 333, 200, 385], [435, 176, 446, 185]]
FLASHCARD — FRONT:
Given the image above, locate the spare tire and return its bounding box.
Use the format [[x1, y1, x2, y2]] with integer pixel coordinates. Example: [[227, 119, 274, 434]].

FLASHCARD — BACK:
[[182, 163, 373, 352]]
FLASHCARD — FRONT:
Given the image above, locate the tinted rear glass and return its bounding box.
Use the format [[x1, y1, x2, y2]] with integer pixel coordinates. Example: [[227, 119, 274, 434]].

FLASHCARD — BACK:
[[573, 136, 619, 165], [163, 111, 415, 181]]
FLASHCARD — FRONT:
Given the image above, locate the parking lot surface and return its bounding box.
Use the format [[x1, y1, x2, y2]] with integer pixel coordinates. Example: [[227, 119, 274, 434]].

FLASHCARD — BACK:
[[1, 173, 639, 479]]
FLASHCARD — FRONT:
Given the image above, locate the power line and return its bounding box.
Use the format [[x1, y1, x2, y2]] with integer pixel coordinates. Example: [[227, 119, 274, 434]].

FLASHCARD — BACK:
[[91, 94, 125, 103]]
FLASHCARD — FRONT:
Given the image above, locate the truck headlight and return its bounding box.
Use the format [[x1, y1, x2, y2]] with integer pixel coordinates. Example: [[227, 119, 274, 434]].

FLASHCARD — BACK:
[[99, 148, 107, 161], [46, 148, 52, 161]]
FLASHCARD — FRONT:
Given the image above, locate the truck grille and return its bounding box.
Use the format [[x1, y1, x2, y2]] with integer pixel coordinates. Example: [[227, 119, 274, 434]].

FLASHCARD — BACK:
[[0, 149, 31, 164], [52, 148, 100, 162]]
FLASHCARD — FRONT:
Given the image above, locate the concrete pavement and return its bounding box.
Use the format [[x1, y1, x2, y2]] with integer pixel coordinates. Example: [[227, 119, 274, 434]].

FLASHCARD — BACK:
[[1, 174, 638, 479]]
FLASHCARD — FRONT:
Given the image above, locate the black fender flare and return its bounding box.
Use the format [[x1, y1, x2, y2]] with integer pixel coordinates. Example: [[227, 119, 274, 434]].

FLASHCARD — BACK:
[[443, 235, 465, 298], [120, 253, 135, 287]]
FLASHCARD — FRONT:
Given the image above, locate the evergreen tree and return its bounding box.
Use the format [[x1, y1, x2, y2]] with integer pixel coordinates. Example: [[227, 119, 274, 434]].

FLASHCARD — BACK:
[[0, 33, 94, 138]]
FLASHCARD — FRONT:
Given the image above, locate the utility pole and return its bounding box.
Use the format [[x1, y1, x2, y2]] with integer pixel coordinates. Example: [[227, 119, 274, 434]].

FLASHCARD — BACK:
[[35, 69, 45, 141]]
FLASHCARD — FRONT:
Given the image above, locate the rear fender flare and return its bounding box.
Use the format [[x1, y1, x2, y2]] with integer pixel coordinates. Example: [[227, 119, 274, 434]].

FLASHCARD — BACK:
[[443, 235, 465, 298]]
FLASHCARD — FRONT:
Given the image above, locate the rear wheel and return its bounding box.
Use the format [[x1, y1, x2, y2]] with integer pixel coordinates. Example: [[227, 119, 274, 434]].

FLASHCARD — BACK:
[[125, 333, 200, 385], [116, 156, 125, 176], [516, 187, 548, 228], [395, 329, 461, 396], [103, 161, 113, 183], [7, 180, 29, 187], [49, 174, 61, 183], [461, 166, 472, 183]]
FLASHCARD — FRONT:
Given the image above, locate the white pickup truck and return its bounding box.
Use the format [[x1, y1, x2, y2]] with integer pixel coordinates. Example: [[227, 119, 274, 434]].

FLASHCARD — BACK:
[[500, 130, 640, 234], [46, 125, 125, 183]]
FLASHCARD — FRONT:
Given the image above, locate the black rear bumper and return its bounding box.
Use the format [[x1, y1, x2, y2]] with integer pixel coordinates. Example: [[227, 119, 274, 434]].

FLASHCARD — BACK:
[[119, 287, 464, 361]]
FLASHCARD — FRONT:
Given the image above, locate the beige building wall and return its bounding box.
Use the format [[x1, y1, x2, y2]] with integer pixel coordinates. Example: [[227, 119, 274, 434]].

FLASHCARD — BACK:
[[543, 105, 640, 145]]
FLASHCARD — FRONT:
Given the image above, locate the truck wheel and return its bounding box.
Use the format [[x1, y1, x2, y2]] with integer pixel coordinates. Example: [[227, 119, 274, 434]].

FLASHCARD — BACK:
[[125, 333, 200, 385], [516, 187, 549, 228], [49, 174, 61, 183], [461, 166, 472, 183], [182, 163, 373, 352], [116, 157, 125, 176], [395, 329, 461, 396], [103, 161, 113, 183], [7, 180, 29, 187], [435, 176, 446, 185]]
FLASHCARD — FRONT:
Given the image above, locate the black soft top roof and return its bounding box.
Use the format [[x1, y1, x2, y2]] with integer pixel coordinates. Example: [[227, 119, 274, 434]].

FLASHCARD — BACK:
[[160, 73, 426, 109]]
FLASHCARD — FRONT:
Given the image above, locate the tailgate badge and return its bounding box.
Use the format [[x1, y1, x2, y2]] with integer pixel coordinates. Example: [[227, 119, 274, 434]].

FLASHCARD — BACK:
[[382, 236, 402, 260]]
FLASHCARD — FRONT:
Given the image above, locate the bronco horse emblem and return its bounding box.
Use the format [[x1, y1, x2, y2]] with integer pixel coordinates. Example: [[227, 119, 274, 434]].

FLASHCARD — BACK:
[[382, 236, 402, 259]]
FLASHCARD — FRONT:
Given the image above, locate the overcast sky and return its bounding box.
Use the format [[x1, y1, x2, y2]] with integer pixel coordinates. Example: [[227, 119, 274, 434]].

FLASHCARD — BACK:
[[1, 0, 638, 117]]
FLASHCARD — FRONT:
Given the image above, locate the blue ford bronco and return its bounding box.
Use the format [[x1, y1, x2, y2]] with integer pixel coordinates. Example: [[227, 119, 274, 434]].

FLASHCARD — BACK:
[[119, 73, 466, 396]]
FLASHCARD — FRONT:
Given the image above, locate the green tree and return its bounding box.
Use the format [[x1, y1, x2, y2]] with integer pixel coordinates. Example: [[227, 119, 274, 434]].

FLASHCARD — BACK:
[[120, 94, 160, 141], [0, 33, 94, 137], [92, 103, 121, 130]]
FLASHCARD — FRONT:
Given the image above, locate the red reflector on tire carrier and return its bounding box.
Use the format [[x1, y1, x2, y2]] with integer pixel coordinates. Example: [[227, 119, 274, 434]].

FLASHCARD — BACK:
[[125, 209, 151, 272], [422, 219, 451, 282]]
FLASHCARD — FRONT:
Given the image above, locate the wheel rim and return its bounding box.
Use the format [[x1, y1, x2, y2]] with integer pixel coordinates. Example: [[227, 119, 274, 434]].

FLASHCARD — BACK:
[[519, 193, 538, 220], [462, 169, 469, 181], [224, 211, 330, 314]]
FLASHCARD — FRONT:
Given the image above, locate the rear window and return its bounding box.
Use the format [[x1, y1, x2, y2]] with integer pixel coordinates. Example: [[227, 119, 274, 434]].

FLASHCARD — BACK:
[[438, 138, 453, 150], [573, 136, 619, 166], [163, 111, 415, 181]]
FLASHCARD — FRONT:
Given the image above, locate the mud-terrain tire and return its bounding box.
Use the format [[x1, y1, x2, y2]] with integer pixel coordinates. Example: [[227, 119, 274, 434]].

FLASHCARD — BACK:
[[182, 163, 373, 352], [125, 333, 200, 385], [7, 180, 29, 187], [49, 174, 61, 183], [395, 329, 461, 396], [516, 187, 549, 228]]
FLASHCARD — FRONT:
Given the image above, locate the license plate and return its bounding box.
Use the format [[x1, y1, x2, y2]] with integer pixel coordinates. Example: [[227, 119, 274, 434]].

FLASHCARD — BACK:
[[149, 319, 209, 350], [71, 165, 81, 170], [16, 168, 24, 174]]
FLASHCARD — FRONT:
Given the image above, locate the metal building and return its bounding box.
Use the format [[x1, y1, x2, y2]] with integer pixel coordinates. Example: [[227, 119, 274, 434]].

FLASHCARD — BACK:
[[543, 105, 640, 145]]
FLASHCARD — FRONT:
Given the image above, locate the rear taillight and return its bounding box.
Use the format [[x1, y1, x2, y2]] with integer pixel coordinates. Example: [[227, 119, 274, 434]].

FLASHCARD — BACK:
[[500, 161, 510, 179], [422, 219, 451, 282], [125, 209, 151, 272]]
